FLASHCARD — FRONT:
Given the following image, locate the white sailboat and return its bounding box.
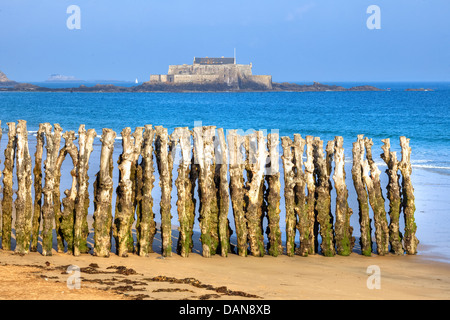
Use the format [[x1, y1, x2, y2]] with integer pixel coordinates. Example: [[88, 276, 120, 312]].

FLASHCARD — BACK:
[[135, 78, 138, 84]]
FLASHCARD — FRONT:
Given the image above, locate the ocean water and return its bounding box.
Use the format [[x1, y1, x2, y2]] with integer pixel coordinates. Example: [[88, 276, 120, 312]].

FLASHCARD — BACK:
[[0, 82, 449, 261]]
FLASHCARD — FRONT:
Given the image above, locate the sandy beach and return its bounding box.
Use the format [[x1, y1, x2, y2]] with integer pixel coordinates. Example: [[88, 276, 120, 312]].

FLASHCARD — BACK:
[[1, 217, 449, 301], [1, 246, 449, 301]]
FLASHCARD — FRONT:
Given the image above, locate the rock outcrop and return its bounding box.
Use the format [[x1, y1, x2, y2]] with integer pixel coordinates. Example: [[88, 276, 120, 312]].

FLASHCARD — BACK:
[[1, 81, 383, 92], [0, 70, 18, 86], [272, 81, 383, 92]]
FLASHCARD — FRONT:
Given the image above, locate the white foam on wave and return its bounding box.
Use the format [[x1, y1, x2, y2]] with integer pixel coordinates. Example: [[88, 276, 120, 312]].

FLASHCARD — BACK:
[[412, 164, 450, 170], [411, 159, 433, 164]]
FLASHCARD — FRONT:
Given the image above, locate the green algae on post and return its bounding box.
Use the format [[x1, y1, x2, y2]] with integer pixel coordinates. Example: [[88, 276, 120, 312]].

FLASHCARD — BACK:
[[265, 133, 282, 257], [73, 125, 96, 256], [362, 137, 389, 256], [93, 128, 116, 257], [42, 123, 63, 256], [114, 127, 136, 257], [352, 135, 372, 256], [130, 127, 144, 254], [381, 139, 404, 255], [399, 136, 419, 255], [333, 136, 355, 256], [216, 128, 232, 257], [136, 125, 156, 257], [1, 122, 16, 251], [54, 131, 73, 252], [304, 136, 317, 255], [281, 136, 296, 257], [293, 134, 309, 256], [313, 138, 335, 257], [30, 123, 45, 252], [246, 131, 266, 257], [228, 130, 248, 257], [14, 120, 33, 255], [194, 126, 219, 258], [172, 127, 195, 257], [154, 126, 174, 257], [59, 131, 78, 254]]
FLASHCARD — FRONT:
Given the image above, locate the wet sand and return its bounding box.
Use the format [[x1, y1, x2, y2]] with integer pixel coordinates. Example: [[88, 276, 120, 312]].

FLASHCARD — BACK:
[[0, 220, 449, 300]]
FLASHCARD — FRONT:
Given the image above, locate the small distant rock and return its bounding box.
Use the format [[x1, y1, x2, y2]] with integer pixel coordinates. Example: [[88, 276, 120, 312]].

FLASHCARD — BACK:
[[405, 88, 434, 91], [47, 74, 77, 82], [271, 81, 383, 92]]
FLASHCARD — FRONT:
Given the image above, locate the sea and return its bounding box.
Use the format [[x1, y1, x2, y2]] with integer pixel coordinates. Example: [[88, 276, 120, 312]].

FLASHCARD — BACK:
[[0, 81, 449, 262]]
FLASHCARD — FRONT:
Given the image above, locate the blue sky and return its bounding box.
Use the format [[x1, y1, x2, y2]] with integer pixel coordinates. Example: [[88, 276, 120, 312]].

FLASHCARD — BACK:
[[0, 0, 449, 82]]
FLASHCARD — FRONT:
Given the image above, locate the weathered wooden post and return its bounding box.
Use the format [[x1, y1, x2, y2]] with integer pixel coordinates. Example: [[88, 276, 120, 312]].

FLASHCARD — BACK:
[[352, 135, 372, 256], [14, 120, 33, 254], [93, 128, 116, 257], [293, 134, 310, 256], [381, 138, 404, 255], [42, 123, 63, 256], [361, 137, 389, 256], [171, 127, 195, 257], [31, 124, 45, 252], [1, 122, 16, 250], [325, 141, 334, 176], [304, 136, 317, 254], [313, 138, 335, 257], [194, 126, 220, 257], [216, 128, 231, 257], [136, 125, 156, 257], [73, 125, 96, 256], [114, 127, 136, 257], [333, 136, 355, 256], [246, 131, 266, 257], [228, 130, 248, 257], [154, 126, 174, 257], [129, 127, 144, 253], [189, 150, 199, 251], [399, 136, 419, 255], [60, 131, 78, 253], [54, 133, 73, 252], [281, 136, 296, 256], [265, 133, 282, 257]]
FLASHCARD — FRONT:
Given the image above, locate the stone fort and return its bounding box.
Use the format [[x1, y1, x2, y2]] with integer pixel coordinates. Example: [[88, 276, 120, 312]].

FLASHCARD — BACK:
[[149, 57, 272, 90]]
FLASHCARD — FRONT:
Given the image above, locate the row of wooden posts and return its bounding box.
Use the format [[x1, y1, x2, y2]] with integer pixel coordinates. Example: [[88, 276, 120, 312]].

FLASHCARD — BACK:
[[0, 120, 418, 258]]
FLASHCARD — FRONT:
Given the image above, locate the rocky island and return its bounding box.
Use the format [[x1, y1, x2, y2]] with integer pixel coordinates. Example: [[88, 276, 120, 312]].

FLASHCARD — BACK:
[[0, 81, 383, 92], [0, 57, 383, 92]]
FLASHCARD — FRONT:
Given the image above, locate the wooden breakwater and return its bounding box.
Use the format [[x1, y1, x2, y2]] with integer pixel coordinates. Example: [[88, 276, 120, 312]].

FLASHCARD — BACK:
[[0, 121, 419, 257]]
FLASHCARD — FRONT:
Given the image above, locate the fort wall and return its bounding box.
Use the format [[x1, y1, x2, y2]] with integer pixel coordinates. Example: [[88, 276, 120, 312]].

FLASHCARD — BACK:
[[246, 75, 273, 90], [150, 58, 271, 90], [173, 74, 221, 84]]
